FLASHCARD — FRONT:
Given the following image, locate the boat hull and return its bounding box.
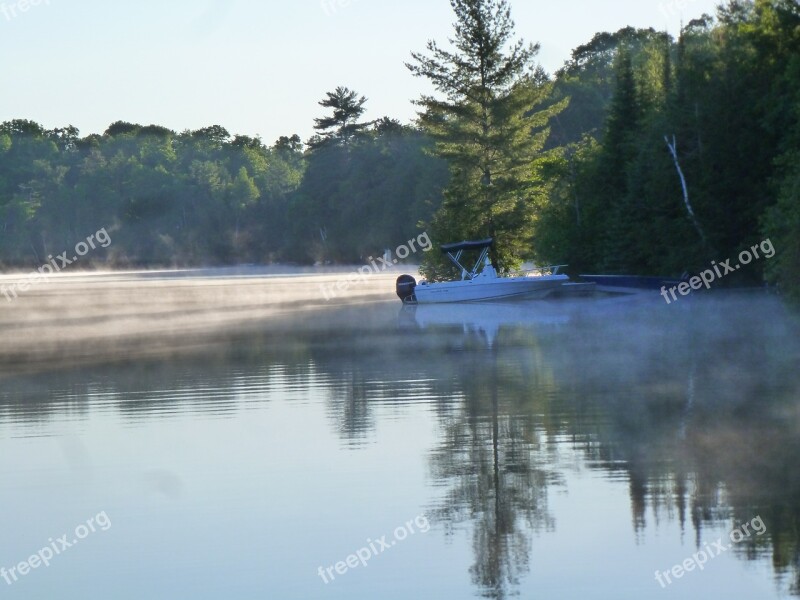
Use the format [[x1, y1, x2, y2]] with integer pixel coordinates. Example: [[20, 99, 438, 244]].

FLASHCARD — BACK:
[[413, 275, 569, 304]]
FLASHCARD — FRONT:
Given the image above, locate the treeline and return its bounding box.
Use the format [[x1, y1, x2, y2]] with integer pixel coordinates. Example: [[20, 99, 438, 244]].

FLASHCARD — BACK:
[[405, 0, 798, 294], [533, 0, 800, 294], [0, 113, 447, 267], [0, 0, 798, 297]]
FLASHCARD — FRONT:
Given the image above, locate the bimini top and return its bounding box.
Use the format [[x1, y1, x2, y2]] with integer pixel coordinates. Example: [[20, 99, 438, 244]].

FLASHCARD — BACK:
[[439, 238, 494, 254]]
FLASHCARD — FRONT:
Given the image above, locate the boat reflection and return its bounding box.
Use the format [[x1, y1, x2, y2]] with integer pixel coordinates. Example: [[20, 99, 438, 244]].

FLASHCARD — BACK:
[[400, 301, 571, 347]]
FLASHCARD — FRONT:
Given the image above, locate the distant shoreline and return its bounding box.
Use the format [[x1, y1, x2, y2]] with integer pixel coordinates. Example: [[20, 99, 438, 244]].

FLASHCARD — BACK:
[[0, 264, 422, 279]]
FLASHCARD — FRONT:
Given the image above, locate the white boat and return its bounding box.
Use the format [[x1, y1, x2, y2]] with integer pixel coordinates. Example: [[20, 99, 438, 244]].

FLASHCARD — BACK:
[[395, 238, 571, 304]]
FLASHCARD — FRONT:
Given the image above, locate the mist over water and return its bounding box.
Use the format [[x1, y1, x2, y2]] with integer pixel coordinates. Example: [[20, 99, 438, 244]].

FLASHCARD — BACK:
[[0, 270, 798, 599], [0, 267, 404, 376]]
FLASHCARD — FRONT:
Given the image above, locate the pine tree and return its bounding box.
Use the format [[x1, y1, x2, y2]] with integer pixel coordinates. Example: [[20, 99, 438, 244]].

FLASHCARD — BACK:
[[407, 0, 566, 278], [308, 87, 370, 149], [596, 48, 642, 272]]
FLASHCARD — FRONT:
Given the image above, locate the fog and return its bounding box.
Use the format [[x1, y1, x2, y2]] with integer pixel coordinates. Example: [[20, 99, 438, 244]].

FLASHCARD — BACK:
[[0, 267, 408, 376]]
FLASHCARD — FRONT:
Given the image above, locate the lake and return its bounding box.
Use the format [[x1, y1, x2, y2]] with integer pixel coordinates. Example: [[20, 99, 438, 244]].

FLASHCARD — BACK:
[[0, 270, 798, 599]]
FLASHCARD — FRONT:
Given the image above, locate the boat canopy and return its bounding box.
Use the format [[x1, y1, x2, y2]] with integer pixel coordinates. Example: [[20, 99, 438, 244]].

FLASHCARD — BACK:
[[439, 238, 494, 280], [439, 238, 494, 254]]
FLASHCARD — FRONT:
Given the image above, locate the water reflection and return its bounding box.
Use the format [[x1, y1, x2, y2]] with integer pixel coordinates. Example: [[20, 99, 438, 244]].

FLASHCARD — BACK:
[[427, 343, 556, 599], [0, 293, 798, 598], [401, 294, 799, 598]]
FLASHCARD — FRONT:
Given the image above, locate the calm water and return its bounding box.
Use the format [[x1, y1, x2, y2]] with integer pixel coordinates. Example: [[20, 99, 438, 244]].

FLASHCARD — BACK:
[[1, 289, 798, 599]]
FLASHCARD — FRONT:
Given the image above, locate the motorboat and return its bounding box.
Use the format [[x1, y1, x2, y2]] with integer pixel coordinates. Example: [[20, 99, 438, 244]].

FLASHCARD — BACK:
[[395, 238, 572, 304]]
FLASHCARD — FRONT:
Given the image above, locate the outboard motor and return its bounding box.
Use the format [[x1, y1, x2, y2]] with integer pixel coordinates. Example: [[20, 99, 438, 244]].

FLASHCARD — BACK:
[[396, 275, 417, 303]]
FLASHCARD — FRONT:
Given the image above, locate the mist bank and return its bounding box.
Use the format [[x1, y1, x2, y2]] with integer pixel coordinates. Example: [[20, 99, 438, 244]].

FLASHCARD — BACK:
[[0, 269, 402, 377]]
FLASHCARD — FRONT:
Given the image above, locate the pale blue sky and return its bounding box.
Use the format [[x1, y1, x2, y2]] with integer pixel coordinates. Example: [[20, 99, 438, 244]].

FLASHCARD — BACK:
[[0, 0, 721, 144]]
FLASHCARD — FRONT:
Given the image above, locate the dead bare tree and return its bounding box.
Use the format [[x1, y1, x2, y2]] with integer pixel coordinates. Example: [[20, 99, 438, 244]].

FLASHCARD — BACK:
[[665, 135, 708, 248]]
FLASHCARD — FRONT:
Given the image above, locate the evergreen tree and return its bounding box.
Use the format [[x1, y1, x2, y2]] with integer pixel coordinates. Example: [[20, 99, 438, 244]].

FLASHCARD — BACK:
[[309, 87, 370, 149], [407, 0, 566, 279]]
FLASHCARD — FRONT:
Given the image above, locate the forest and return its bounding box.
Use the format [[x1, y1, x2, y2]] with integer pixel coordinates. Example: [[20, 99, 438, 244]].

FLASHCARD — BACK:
[[0, 0, 797, 296]]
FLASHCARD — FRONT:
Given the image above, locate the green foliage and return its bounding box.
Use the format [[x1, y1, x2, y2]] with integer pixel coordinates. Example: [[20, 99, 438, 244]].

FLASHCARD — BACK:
[[1, 0, 798, 297], [535, 0, 800, 292], [308, 87, 370, 149], [764, 152, 800, 299], [0, 111, 446, 268], [549, 27, 669, 148], [288, 119, 448, 264], [408, 0, 566, 280]]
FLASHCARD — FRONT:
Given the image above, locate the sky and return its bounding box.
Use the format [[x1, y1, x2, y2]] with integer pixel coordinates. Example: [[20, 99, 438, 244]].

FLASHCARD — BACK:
[[0, 0, 722, 145]]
